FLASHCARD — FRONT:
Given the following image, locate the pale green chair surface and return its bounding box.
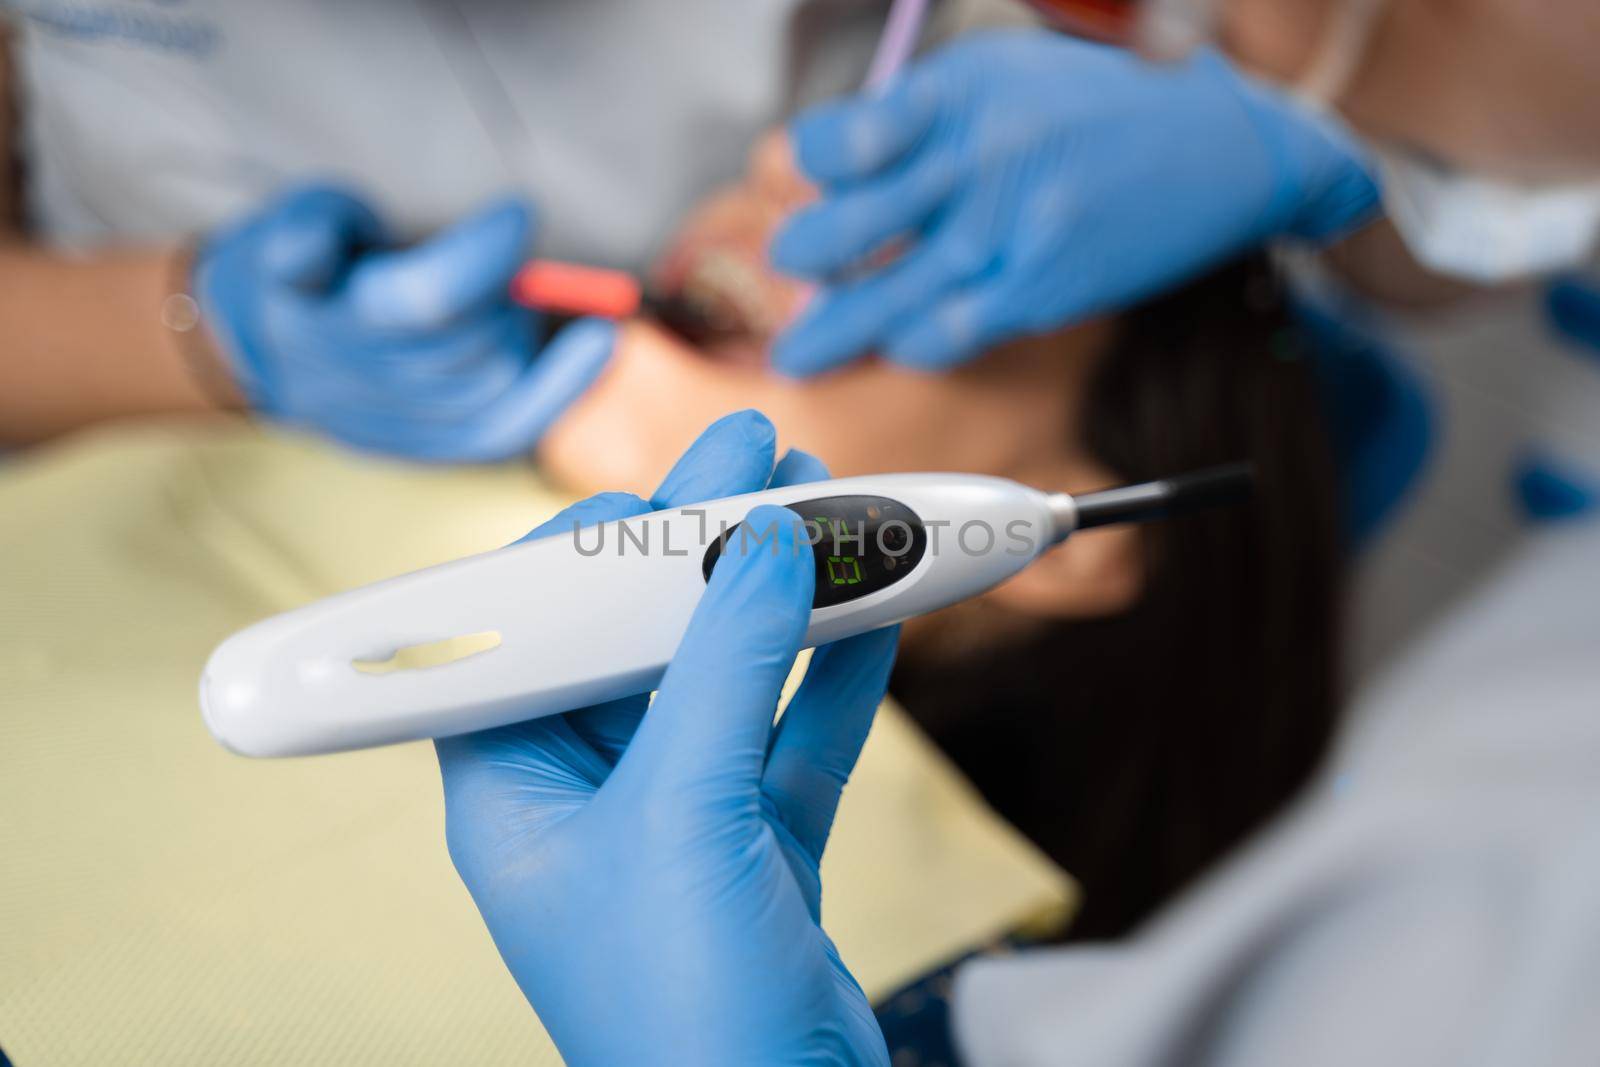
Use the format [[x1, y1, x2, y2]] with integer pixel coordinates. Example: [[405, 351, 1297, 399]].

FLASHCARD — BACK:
[[0, 423, 1073, 1065]]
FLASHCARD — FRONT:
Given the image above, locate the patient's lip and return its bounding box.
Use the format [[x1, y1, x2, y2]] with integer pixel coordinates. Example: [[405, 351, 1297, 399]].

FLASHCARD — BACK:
[[650, 237, 695, 297]]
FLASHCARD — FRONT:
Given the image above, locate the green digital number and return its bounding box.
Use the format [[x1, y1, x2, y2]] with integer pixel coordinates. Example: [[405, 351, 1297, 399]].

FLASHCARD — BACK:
[[827, 556, 863, 586]]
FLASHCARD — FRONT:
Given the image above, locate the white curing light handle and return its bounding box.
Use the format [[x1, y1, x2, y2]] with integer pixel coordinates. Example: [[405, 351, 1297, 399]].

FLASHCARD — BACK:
[[200, 473, 1056, 757]]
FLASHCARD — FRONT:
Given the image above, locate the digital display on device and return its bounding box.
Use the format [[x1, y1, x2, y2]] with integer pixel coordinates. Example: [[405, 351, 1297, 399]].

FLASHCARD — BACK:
[[701, 495, 928, 608]]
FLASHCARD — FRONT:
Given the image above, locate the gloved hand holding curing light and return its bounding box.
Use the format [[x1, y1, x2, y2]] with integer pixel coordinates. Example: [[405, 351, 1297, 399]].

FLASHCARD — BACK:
[[437, 409, 897, 1067], [771, 31, 1381, 374], [194, 184, 614, 461]]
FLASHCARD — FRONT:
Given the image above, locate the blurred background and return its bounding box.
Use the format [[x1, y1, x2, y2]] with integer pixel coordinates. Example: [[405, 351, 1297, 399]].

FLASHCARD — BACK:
[[2, 0, 1597, 1063]]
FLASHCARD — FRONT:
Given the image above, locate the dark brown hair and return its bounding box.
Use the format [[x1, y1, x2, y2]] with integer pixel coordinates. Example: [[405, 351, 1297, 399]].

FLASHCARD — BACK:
[[891, 255, 1344, 940]]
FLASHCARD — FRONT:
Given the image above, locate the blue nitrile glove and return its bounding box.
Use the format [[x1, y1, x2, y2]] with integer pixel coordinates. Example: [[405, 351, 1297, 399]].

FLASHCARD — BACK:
[[771, 30, 1380, 374], [194, 183, 613, 461], [437, 409, 898, 1067]]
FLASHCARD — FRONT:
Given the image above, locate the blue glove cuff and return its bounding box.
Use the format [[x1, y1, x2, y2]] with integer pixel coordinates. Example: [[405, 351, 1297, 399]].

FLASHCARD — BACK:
[[192, 232, 280, 414]]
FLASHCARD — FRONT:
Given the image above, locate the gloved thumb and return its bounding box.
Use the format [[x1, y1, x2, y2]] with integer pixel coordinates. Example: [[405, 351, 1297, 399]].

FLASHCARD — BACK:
[[345, 198, 534, 331], [613, 504, 815, 800], [257, 184, 387, 292]]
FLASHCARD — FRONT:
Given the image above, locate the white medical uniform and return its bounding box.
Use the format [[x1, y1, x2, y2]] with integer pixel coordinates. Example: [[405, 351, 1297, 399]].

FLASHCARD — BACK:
[[2, 0, 893, 271]]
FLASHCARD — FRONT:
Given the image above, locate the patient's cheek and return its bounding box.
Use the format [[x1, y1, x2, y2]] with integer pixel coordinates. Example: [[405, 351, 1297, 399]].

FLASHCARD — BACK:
[[752, 136, 820, 326], [538, 323, 754, 497]]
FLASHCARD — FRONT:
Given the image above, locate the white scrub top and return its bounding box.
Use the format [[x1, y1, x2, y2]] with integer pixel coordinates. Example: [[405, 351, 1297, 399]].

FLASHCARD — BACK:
[[2, 0, 891, 271], [954, 515, 1600, 1066]]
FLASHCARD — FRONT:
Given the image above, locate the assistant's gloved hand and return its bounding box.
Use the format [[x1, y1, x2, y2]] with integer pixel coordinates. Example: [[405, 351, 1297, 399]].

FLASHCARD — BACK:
[[195, 183, 613, 461], [437, 409, 897, 1067], [771, 31, 1380, 374]]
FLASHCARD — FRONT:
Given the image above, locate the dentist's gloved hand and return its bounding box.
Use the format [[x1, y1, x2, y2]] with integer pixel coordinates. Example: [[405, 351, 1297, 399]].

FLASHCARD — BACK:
[[437, 409, 897, 1067], [195, 183, 613, 461], [772, 31, 1380, 374]]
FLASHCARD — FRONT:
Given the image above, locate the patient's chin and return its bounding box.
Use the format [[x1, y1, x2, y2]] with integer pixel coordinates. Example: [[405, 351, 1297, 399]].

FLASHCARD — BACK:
[[700, 336, 771, 368], [537, 320, 759, 497]]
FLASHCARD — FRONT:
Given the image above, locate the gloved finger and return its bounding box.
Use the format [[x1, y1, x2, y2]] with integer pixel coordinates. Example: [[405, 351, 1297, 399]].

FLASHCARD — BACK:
[[339, 316, 613, 463], [364, 348, 523, 419], [561, 695, 652, 767], [568, 410, 783, 764], [614, 503, 815, 800], [882, 276, 1024, 370], [763, 445, 835, 879], [763, 445, 835, 869], [295, 312, 529, 422], [762, 626, 900, 867], [262, 289, 531, 424], [512, 489, 652, 545], [762, 791, 827, 922], [769, 447, 830, 488], [329, 298, 536, 371], [474, 316, 615, 454], [772, 229, 972, 376], [648, 408, 779, 509], [769, 157, 953, 279], [788, 73, 937, 185], [346, 197, 534, 331], [257, 183, 387, 292], [436, 487, 657, 872]]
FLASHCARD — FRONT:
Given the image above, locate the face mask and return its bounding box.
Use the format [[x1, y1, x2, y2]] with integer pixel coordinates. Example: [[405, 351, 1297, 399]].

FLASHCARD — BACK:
[[1295, 0, 1600, 282], [1105, 0, 1600, 281], [1374, 152, 1600, 284]]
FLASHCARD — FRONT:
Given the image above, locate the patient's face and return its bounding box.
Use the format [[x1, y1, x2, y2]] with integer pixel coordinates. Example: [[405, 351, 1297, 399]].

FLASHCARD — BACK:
[[1222, 0, 1600, 182], [538, 318, 1113, 497], [538, 133, 1144, 627], [543, 131, 1116, 494]]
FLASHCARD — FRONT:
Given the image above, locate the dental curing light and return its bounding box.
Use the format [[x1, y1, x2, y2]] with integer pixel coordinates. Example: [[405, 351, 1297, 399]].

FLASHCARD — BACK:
[[201, 464, 1251, 757]]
